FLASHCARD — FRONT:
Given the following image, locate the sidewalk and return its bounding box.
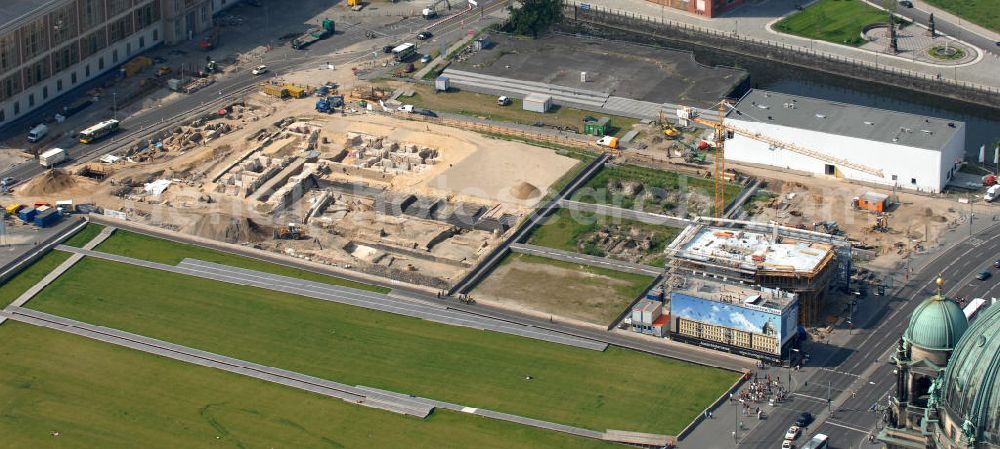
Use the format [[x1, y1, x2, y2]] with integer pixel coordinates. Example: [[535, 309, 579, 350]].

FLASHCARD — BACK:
[[910, 0, 1000, 42], [571, 0, 1000, 91]]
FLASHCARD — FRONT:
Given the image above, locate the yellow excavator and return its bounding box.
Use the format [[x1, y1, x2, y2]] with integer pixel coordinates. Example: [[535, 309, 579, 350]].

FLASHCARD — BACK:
[[659, 111, 680, 139]]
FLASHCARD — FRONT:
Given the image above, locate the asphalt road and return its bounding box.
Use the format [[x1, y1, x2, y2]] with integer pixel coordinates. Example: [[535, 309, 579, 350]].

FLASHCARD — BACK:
[[739, 221, 1000, 449], [892, 4, 1000, 57]]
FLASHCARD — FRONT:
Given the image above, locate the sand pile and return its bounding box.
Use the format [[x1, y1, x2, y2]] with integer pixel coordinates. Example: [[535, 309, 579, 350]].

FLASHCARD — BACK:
[[184, 213, 270, 243], [510, 181, 541, 200], [18, 169, 78, 195]]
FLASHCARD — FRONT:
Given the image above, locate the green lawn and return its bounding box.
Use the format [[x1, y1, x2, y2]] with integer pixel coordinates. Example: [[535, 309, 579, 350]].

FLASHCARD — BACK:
[[922, 0, 1000, 34], [404, 85, 639, 137], [528, 208, 680, 267], [95, 229, 390, 294], [774, 0, 907, 46], [0, 251, 71, 304], [572, 163, 742, 216], [61, 222, 105, 248], [0, 322, 620, 449], [27, 257, 735, 435]]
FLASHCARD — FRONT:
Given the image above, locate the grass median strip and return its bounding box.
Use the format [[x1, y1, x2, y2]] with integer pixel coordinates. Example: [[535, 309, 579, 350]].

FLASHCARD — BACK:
[[0, 322, 620, 449], [27, 256, 735, 434], [94, 229, 389, 293]]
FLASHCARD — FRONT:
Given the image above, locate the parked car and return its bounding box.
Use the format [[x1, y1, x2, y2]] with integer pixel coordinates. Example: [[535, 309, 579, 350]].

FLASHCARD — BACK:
[[794, 412, 813, 427], [899, 0, 913, 7], [1, 176, 16, 186], [417, 31, 433, 40], [420, 54, 432, 63], [383, 44, 397, 53], [251, 65, 268, 75], [497, 96, 511, 106], [416, 108, 437, 117], [781, 440, 794, 449], [785, 426, 800, 440], [976, 271, 992, 281]]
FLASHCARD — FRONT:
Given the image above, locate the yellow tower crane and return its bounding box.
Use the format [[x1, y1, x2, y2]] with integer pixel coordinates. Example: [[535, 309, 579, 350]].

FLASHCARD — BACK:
[[679, 102, 884, 218]]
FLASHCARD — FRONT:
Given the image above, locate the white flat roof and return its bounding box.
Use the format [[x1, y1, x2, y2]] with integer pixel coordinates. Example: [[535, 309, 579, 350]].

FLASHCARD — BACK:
[[680, 227, 833, 274]]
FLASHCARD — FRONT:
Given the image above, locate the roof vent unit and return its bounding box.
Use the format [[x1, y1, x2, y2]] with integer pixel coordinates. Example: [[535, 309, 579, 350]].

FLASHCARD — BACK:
[[921, 129, 933, 135], [900, 127, 912, 133], [815, 113, 826, 119], [892, 137, 899, 142], [948, 122, 956, 128], [756, 104, 769, 110], [864, 121, 875, 126]]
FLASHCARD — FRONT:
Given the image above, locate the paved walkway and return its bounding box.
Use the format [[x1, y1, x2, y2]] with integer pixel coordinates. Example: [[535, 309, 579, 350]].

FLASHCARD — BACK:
[[559, 199, 696, 227], [570, 0, 1000, 91], [0, 225, 115, 326], [510, 243, 663, 276], [54, 246, 608, 351]]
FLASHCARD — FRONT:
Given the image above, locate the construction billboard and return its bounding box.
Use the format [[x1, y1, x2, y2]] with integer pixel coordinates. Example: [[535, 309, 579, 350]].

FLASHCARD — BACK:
[[669, 291, 799, 359]]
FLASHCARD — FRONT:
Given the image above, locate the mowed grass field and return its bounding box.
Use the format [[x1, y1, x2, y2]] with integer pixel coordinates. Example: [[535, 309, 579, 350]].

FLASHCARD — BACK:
[[0, 251, 71, 304], [0, 322, 620, 449], [27, 256, 736, 434], [95, 229, 390, 293], [922, 0, 1000, 34], [774, 0, 905, 46], [61, 222, 104, 248]]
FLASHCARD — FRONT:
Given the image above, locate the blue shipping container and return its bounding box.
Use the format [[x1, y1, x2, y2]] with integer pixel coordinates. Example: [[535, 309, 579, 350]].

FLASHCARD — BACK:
[[18, 207, 37, 222], [33, 209, 61, 228]]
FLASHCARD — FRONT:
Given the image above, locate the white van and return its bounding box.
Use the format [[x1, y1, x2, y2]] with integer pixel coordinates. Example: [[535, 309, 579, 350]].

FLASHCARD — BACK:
[[986, 185, 1000, 202], [26, 124, 48, 143]]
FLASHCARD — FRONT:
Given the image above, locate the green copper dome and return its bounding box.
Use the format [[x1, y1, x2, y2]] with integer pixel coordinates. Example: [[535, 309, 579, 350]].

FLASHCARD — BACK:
[[904, 293, 968, 351], [942, 302, 1000, 445]]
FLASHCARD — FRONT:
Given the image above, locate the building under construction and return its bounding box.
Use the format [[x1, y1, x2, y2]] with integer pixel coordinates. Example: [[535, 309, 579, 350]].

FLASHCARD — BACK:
[[666, 219, 850, 326]]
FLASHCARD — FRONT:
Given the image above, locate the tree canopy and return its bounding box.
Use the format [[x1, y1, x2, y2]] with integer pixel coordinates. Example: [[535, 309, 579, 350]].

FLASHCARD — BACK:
[[507, 0, 564, 38]]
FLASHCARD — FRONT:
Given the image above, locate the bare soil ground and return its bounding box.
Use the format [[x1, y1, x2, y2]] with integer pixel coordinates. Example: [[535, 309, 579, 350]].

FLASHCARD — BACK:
[[473, 253, 654, 325]]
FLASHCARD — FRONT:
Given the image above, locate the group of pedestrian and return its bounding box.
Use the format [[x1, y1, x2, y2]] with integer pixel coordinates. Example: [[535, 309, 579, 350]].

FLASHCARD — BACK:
[[730, 371, 789, 419]]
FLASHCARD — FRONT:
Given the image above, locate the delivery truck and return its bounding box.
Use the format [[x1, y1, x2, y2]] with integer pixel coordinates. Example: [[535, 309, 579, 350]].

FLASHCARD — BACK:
[[40, 148, 67, 167]]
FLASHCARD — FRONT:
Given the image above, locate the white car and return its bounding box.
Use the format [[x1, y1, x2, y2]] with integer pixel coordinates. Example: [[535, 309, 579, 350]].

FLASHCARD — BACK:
[[785, 426, 800, 440], [251, 65, 268, 75], [397, 104, 414, 113], [781, 440, 794, 449]]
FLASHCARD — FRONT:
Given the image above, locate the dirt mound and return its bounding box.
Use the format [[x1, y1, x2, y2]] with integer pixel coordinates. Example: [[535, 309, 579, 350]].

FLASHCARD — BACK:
[[184, 213, 270, 243], [510, 181, 541, 200], [18, 169, 78, 195]]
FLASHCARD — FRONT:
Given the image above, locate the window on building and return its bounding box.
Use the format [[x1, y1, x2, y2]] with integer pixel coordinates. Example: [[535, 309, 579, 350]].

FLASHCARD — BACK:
[[99, 57, 104, 70], [28, 94, 34, 107], [139, 36, 145, 48], [126, 42, 131, 55], [14, 101, 20, 115], [42, 86, 48, 99], [71, 72, 77, 83], [153, 29, 159, 41], [0, 109, 5, 122], [911, 178, 917, 185], [57, 79, 63, 91], [174, 21, 182, 39], [113, 49, 119, 63], [201, 5, 209, 22]]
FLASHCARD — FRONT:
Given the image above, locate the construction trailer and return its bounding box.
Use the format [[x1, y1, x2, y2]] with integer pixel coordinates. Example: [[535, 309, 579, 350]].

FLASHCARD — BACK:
[[854, 192, 889, 213], [522, 93, 552, 113], [666, 220, 848, 326]]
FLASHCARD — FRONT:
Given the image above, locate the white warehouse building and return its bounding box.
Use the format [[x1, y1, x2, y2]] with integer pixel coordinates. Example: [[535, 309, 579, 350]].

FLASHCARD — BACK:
[[722, 90, 966, 193]]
